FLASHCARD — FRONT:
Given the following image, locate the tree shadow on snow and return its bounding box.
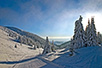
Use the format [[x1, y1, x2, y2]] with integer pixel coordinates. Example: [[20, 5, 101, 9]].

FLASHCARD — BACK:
[[0, 56, 38, 64]]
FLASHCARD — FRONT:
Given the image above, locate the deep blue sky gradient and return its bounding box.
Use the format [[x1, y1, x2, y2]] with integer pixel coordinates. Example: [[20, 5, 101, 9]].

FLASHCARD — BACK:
[[0, 0, 102, 40]]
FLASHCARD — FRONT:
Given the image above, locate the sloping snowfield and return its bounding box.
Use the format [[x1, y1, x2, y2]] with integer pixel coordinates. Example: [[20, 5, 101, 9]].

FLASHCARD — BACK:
[[13, 46, 102, 68], [0, 28, 102, 68], [52, 46, 102, 68]]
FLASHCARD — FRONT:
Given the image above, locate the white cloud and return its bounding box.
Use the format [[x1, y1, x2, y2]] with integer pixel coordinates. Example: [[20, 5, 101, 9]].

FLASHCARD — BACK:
[[1, 0, 102, 40], [82, 12, 102, 33]]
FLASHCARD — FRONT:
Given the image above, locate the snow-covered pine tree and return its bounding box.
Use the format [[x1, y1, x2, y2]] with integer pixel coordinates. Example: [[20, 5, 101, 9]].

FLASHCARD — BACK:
[[69, 38, 74, 50], [19, 36, 22, 46], [72, 15, 86, 49], [42, 37, 52, 54], [90, 17, 98, 46], [51, 40, 55, 52], [85, 19, 92, 46], [97, 32, 102, 44], [33, 44, 37, 50]]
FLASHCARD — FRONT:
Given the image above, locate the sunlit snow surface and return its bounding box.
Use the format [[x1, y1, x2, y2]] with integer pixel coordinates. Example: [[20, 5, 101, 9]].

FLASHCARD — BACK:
[[13, 46, 102, 68]]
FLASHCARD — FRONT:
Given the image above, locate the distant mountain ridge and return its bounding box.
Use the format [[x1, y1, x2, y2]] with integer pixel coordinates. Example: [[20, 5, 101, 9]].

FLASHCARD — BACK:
[[57, 41, 71, 48], [0, 26, 46, 48], [53, 41, 65, 45]]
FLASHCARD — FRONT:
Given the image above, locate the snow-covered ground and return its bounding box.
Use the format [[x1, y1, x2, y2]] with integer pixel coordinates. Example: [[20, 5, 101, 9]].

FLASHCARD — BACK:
[[52, 46, 102, 68], [0, 28, 102, 68], [13, 46, 102, 68], [0, 29, 43, 68]]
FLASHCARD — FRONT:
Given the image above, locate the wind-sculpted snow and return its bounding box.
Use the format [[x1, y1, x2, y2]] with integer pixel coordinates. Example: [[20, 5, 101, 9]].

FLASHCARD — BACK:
[[53, 46, 102, 68]]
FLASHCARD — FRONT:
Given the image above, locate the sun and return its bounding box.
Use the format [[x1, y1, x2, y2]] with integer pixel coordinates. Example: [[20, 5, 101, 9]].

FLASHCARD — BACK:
[[82, 12, 102, 33]]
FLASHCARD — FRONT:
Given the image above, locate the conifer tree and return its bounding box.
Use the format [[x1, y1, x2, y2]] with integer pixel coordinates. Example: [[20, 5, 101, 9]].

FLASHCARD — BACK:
[[51, 40, 55, 51], [90, 17, 98, 46], [97, 32, 102, 44], [71, 15, 86, 49], [19, 36, 22, 46], [42, 37, 52, 54], [69, 38, 74, 49], [85, 17, 98, 46], [85, 19, 92, 46]]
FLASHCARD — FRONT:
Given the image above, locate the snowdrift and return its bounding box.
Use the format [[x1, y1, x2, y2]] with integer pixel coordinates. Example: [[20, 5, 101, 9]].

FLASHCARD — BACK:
[[52, 46, 102, 68]]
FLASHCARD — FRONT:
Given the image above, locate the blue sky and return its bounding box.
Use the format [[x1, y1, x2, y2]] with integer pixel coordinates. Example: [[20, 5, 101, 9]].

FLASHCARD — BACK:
[[0, 0, 102, 41]]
